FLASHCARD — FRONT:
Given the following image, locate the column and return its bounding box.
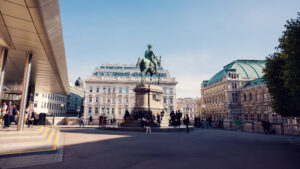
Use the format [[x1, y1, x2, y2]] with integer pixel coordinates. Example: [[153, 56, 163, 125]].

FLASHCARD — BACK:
[[0, 48, 8, 101], [17, 53, 32, 131]]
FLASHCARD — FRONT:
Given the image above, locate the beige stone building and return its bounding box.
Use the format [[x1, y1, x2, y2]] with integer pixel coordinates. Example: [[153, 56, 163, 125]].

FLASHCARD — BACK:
[[196, 97, 203, 116], [176, 98, 197, 118], [240, 78, 281, 123], [201, 60, 266, 121], [84, 64, 177, 122]]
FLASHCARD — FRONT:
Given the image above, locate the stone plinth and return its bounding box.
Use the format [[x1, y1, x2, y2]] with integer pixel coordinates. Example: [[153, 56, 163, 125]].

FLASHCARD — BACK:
[[122, 84, 164, 127], [133, 84, 164, 117], [160, 114, 170, 127]]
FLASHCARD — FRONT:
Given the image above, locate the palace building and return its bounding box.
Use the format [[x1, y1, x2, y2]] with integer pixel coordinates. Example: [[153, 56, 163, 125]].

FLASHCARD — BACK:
[[201, 60, 268, 121], [84, 64, 177, 122]]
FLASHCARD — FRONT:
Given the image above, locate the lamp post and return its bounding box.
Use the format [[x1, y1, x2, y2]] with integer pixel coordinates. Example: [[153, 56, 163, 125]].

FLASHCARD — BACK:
[[60, 103, 64, 116]]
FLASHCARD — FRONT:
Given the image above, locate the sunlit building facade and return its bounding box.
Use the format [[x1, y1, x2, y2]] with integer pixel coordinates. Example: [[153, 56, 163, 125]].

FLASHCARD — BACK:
[[201, 60, 267, 121], [176, 98, 197, 118], [84, 64, 177, 122]]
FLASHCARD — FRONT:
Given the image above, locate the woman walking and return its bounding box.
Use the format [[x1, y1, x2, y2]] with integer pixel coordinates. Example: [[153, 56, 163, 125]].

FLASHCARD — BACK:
[[145, 118, 151, 133]]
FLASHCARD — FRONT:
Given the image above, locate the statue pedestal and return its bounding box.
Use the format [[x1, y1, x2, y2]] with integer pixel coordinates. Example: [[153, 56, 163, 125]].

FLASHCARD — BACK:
[[133, 84, 164, 117], [160, 114, 170, 127], [122, 84, 164, 127]]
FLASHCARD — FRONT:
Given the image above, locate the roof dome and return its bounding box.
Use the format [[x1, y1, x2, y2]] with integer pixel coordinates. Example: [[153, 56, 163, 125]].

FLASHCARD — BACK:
[[205, 60, 265, 86], [75, 77, 83, 88]]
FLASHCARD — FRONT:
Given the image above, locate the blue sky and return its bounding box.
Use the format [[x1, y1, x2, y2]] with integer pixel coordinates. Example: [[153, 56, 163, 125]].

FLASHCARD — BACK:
[[60, 0, 300, 98]]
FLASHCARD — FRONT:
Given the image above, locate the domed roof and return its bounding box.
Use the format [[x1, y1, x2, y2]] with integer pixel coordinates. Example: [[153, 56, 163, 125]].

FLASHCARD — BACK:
[[75, 77, 84, 88], [205, 60, 265, 86]]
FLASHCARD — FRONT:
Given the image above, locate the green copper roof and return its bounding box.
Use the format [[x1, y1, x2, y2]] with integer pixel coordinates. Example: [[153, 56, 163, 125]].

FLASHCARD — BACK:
[[242, 78, 265, 89], [204, 60, 266, 86]]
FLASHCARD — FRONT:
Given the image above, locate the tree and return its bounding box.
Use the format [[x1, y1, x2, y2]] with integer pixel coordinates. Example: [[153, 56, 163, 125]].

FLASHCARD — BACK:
[[264, 13, 300, 117]]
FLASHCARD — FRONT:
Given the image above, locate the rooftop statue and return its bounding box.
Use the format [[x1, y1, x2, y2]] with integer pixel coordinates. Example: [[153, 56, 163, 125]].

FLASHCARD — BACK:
[[136, 44, 161, 85]]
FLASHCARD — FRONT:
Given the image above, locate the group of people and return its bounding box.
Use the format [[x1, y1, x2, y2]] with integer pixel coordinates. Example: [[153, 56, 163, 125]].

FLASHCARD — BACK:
[[170, 110, 183, 127], [0, 101, 35, 128], [79, 114, 117, 128], [0, 101, 19, 128], [98, 114, 108, 127]]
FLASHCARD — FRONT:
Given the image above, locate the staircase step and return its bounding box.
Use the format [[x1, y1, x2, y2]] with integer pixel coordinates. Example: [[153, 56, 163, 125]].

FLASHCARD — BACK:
[[0, 126, 45, 137], [0, 128, 54, 145], [0, 127, 49, 140], [0, 129, 60, 156]]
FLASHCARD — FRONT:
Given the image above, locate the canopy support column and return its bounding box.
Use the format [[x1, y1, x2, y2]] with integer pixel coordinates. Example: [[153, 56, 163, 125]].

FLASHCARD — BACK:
[[17, 53, 32, 131], [0, 48, 8, 102]]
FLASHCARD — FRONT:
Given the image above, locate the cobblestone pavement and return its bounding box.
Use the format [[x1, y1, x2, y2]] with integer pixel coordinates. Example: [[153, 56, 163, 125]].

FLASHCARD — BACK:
[[17, 128, 300, 169]]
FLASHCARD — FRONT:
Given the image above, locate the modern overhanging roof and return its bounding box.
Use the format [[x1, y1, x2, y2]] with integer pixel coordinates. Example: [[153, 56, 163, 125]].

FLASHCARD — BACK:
[[0, 0, 69, 95]]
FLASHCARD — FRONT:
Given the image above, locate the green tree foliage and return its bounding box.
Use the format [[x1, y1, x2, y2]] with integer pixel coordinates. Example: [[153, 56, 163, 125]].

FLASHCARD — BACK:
[[264, 13, 300, 117]]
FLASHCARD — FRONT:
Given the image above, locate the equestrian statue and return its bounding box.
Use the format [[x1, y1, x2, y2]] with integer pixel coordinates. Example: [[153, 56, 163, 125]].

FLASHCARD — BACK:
[[136, 44, 161, 85]]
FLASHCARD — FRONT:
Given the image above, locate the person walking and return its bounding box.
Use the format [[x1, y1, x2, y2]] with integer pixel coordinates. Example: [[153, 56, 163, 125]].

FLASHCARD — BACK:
[[89, 116, 93, 126], [156, 114, 161, 127], [26, 104, 35, 128], [103, 114, 107, 127], [13, 105, 19, 125], [7, 101, 13, 126], [4, 109, 9, 128], [0, 107, 2, 127], [145, 118, 151, 133], [236, 119, 241, 131], [184, 114, 190, 133], [80, 115, 85, 127], [2, 102, 8, 128], [99, 115, 103, 128], [218, 116, 223, 128]]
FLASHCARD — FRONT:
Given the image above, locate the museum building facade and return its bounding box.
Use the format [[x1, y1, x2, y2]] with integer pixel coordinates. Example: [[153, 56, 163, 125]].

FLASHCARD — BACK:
[[84, 64, 177, 122], [200, 60, 280, 122]]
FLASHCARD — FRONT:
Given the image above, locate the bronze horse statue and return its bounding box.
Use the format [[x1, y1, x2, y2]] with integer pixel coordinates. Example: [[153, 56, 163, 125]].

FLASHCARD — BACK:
[[136, 55, 161, 85]]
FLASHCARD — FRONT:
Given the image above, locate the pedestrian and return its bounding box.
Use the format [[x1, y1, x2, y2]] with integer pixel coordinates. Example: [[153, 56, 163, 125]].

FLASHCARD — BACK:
[[89, 116, 93, 125], [99, 115, 103, 128], [218, 116, 223, 128], [184, 114, 190, 133], [208, 116, 212, 128], [262, 119, 270, 134], [0, 107, 2, 126], [204, 117, 209, 129], [1, 102, 8, 128], [13, 105, 19, 125], [4, 109, 10, 128], [112, 116, 116, 125], [170, 111, 175, 126], [7, 101, 13, 125], [156, 114, 161, 127], [236, 119, 241, 131], [27, 105, 34, 128], [145, 118, 151, 133], [124, 110, 130, 120], [103, 114, 107, 127], [80, 115, 85, 127]]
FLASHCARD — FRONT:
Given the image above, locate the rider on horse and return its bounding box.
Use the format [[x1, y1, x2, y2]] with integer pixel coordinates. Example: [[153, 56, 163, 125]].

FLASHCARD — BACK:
[[137, 44, 161, 84], [145, 44, 158, 71]]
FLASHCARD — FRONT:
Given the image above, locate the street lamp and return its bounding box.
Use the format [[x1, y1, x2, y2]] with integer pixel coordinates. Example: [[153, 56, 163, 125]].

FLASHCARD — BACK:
[[60, 103, 64, 116]]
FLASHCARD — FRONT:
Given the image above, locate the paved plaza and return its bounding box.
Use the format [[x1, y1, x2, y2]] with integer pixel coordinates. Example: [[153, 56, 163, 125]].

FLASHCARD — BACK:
[[12, 128, 300, 169]]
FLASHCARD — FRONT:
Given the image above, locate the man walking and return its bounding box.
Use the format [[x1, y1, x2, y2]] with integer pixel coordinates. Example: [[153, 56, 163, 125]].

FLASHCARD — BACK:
[[80, 116, 84, 127], [185, 114, 190, 133]]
